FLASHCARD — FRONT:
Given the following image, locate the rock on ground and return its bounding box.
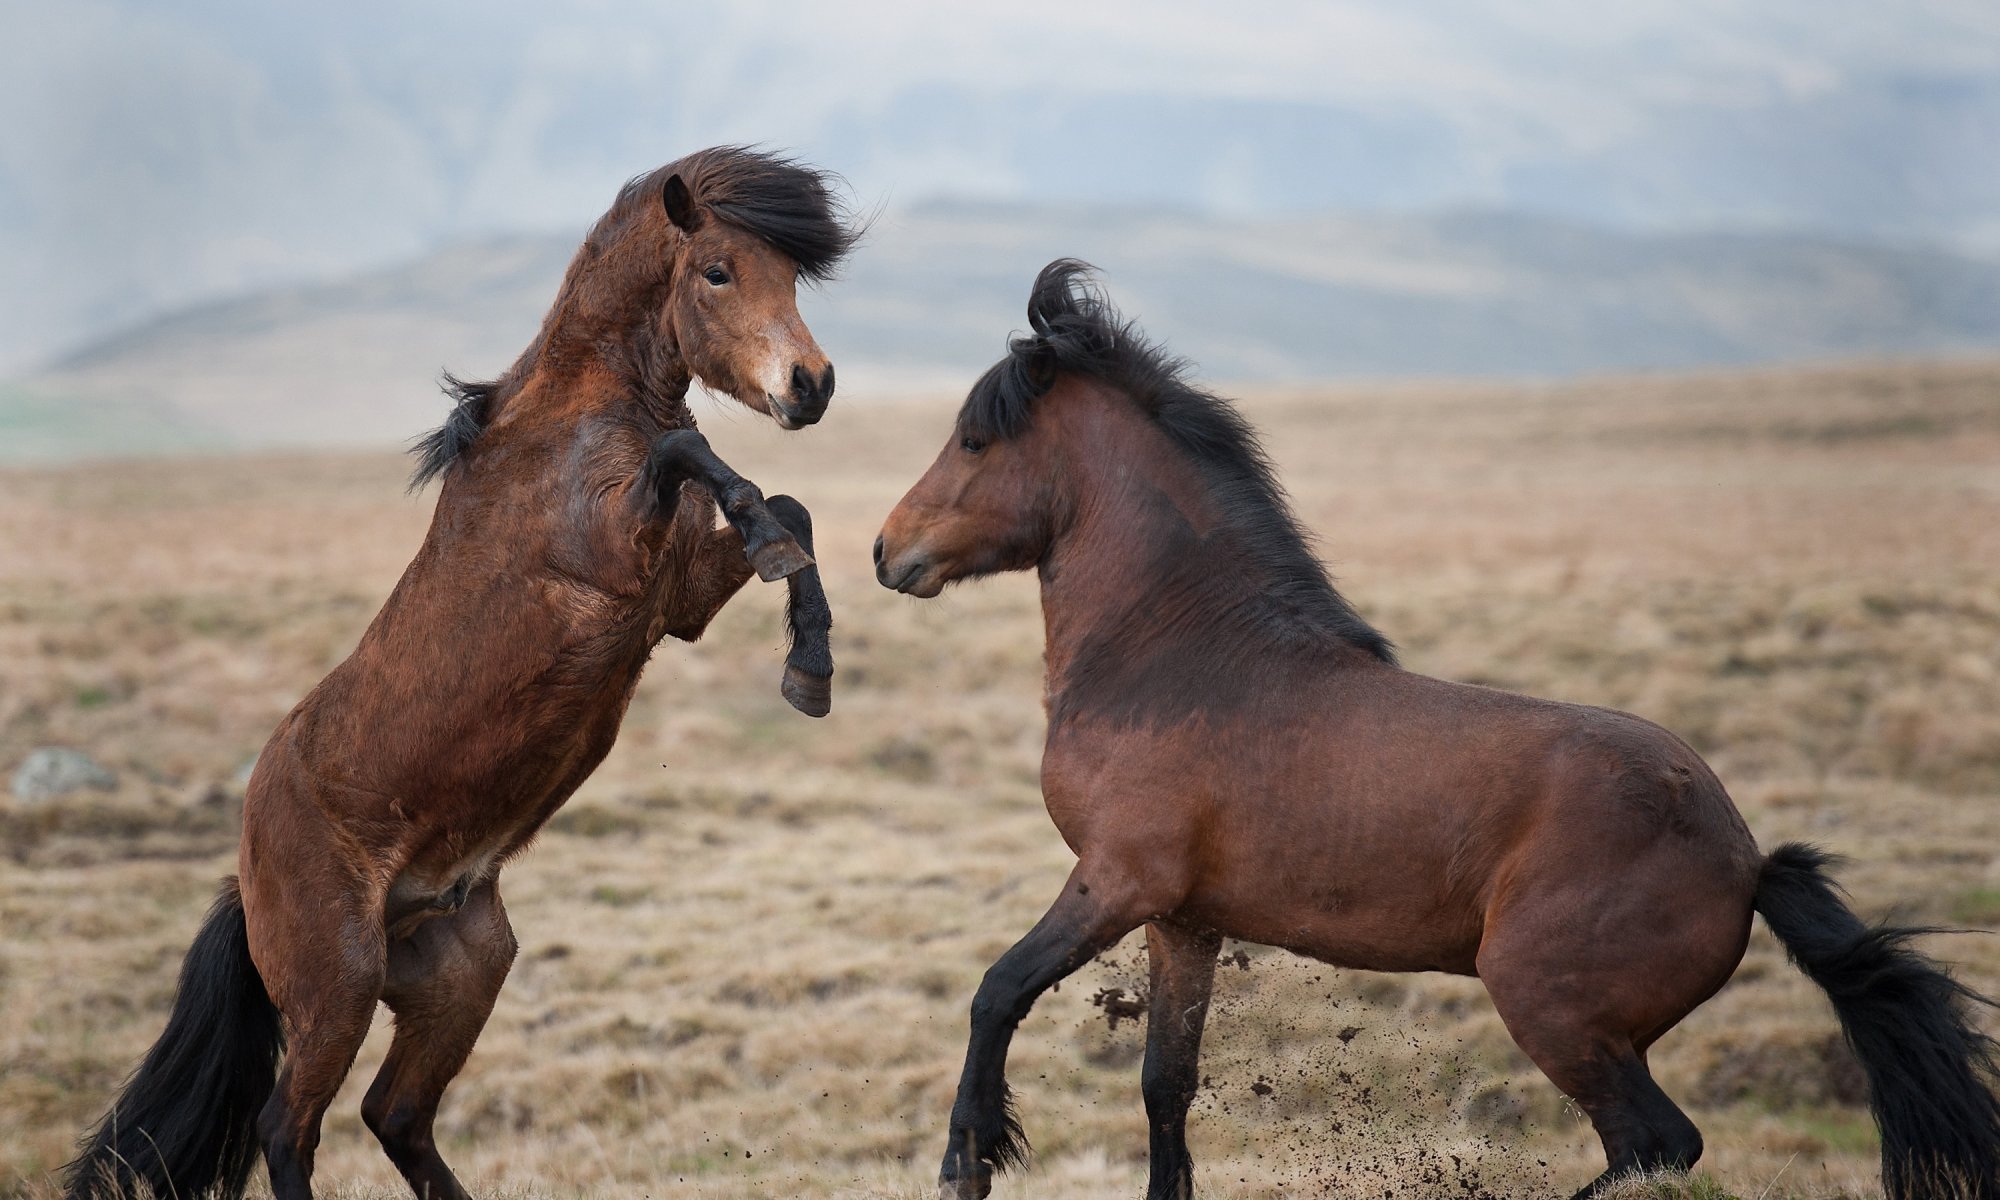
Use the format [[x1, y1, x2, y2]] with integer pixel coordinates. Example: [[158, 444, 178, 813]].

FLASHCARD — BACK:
[[10, 748, 118, 802]]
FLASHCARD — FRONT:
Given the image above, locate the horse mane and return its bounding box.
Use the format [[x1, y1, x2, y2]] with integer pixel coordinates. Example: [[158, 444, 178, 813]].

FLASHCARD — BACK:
[[959, 259, 1396, 664], [632, 144, 862, 282], [409, 146, 860, 489], [408, 374, 497, 490]]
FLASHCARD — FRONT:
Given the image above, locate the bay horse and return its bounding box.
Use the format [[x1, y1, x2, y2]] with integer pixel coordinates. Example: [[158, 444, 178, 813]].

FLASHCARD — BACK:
[[64, 146, 859, 1200], [875, 260, 2000, 1200]]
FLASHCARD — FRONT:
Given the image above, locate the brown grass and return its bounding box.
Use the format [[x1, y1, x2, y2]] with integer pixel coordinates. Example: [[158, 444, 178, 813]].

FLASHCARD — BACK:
[[3, 358, 1999, 1199]]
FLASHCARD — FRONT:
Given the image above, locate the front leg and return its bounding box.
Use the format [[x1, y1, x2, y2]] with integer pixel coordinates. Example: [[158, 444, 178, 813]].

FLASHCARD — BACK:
[[1142, 921, 1221, 1200], [764, 494, 833, 717], [660, 512, 833, 716], [642, 435, 833, 716], [941, 866, 1149, 1199], [643, 428, 811, 582]]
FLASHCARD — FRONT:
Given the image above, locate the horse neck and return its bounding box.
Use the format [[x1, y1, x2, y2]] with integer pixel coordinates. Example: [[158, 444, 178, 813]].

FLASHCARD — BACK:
[[1036, 402, 1276, 695], [498, 221, 690, 433]]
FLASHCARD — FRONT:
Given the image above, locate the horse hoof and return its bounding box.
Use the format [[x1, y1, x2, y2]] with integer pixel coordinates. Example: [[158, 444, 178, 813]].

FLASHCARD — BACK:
[[748, 537, 813, 582], [782, 665, 832, 717]]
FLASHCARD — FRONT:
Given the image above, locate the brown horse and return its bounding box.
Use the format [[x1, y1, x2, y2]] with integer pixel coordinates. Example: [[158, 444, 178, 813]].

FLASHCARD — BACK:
[[64, 146, 859, 1200], [875, 260, 2000, 1200]]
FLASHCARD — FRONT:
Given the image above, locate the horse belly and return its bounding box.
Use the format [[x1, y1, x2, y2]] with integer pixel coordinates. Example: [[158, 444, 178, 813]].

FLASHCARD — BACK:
[[1045, 718, 1494, 975], [1183, 863, 1487, 976]]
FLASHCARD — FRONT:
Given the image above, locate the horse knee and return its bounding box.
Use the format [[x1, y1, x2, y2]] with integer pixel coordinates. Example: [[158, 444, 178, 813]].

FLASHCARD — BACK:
[[968, 989, 1004, 1032], [643, 429, 710, 506], [651, 427, 706, 461], [969, 974, 1031, 1031]]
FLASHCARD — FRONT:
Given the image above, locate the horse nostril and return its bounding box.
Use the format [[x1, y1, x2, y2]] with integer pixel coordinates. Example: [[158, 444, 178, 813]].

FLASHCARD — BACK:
[[872, 535, 884, 565], [789, 362, 834, 410]]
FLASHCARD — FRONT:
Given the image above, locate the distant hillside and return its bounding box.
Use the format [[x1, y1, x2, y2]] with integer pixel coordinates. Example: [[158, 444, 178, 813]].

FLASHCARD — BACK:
[[6, 204, 1999, 461]]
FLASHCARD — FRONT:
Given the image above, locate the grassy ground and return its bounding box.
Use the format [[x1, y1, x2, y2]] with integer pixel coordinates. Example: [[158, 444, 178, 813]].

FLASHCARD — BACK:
[[3, 358, 1998, 1199]]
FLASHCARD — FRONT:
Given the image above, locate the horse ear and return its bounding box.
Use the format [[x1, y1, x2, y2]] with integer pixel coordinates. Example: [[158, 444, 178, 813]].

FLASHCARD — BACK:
[[662, 174, 702, 232]]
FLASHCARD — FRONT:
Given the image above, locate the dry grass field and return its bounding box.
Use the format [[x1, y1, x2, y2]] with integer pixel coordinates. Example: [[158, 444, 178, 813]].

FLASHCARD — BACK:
[[3, 358, 1998, 1199]]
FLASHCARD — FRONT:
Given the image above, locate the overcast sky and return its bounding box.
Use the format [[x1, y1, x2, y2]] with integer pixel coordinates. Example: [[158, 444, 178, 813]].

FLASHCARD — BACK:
[[2, 0, 1996, 373]]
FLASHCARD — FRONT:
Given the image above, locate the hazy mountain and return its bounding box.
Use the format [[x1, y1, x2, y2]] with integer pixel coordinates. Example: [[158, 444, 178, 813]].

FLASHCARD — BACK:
[[4, 1, 1996, 375], [6, 202, 1998, 461]]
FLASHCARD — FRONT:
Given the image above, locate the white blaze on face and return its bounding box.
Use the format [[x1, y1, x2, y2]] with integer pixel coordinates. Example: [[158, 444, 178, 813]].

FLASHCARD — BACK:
[[753, 325, 796, 410], [751, 316, 833, 429]]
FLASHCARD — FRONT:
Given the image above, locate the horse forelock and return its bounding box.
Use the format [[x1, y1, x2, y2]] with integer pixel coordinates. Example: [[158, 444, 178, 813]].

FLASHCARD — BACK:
[[622, 145, 862, 281]]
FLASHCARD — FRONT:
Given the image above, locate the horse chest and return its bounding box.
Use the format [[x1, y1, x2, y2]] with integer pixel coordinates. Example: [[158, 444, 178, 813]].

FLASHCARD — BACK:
[[1039, 724, 1199, 850]]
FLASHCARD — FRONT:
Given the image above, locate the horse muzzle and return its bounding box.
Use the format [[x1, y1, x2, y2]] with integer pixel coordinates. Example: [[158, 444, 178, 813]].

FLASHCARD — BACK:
[[873, 534, 944, 597], [768, 361, 835, 429]]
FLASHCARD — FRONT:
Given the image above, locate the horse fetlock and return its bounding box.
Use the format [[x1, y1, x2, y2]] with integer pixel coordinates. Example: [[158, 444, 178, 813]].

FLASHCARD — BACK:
[[1145, 1167, 1196, 1200], [938, 1148, 994, 1200], [764, 492, 814, 538], [719, 478, 769, 514], [938, 1176, 993, 1200]]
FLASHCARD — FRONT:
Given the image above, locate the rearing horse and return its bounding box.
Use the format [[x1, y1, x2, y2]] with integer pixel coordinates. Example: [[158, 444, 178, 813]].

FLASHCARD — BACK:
[[876, 260, 2000, 1200], [65, 146, 859, 1200]]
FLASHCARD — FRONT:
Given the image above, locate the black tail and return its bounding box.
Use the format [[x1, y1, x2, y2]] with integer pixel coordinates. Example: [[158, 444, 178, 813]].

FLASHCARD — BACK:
[[64, 878, 283, 1200], [1756, 843, 2000, 1200]]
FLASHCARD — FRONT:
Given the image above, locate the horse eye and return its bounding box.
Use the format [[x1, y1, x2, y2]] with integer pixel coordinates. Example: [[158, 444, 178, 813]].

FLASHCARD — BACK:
[[703, 266, 730, 286], [960, 436, 987, 455]]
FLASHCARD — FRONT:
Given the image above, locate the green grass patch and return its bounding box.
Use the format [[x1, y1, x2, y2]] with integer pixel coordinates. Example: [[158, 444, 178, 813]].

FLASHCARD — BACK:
[[1950, 887, 2000, 927], [588, 884, 651, 907]]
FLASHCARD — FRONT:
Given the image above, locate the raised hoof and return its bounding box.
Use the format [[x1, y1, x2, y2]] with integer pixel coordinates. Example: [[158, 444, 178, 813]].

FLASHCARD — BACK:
[[938, 1162, 993, 1200], [747, 536, 813, 582], [781, 665, 832, 717]]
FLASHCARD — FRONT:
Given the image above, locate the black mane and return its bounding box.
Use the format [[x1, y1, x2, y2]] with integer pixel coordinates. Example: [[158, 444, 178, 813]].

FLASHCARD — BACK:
[[408, 374, 497, 490], [960, 259, 1395, 664], [409, 146, 860, 489], [652, 145, 862, 282]]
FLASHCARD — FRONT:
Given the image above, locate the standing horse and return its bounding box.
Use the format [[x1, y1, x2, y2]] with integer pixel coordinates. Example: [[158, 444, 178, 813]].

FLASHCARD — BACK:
[[875, 260, 2000, 1200], [64, 146, 859, 1200]]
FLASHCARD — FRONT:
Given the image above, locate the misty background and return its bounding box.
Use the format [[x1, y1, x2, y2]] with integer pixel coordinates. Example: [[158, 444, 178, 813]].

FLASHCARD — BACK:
[[3, 0, 1997, 459]]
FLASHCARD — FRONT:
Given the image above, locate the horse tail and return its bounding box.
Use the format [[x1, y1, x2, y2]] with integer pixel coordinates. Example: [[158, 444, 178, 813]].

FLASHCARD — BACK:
[[1755, 842, 2000, 1200], [64, 878, 283, 1200]]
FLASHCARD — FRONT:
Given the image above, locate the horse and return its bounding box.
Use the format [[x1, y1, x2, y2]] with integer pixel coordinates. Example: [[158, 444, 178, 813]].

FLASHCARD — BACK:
[[874, 260, 2000, 1200], [64, 146, 860, 1200]]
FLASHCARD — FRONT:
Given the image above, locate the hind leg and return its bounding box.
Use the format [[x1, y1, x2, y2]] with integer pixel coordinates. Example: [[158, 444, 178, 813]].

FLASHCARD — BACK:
[[1478, 917, 1732, 1197], [1505, 1030, 1699, 1199], [250, 888, 386, 1200], [1142, 922, 1221, 1200], [364, 882, 518, 1200]]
